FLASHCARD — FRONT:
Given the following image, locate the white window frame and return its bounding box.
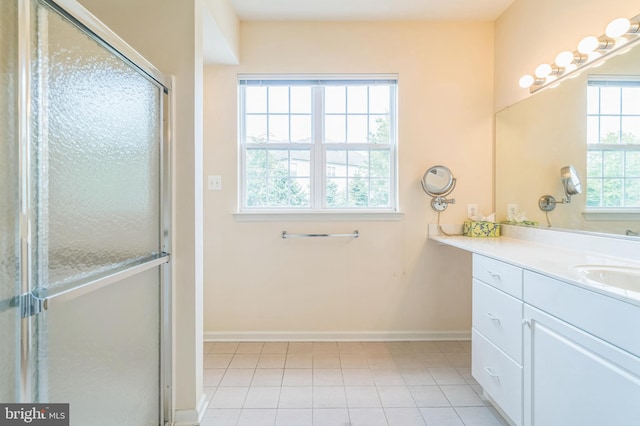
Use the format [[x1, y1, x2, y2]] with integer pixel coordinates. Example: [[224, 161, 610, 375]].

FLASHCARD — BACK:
[[586, 76, 640, 216], [236, 75, 400, 218]]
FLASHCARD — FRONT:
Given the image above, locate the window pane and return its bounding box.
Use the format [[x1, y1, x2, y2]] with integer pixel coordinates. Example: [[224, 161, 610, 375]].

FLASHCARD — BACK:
[[370, 150, 390, 177], [246, 149, 267, 177], [626, 151, 640, 178], [291, 115, 312, 143], [586, 150, 602, 178], [369, 115, 390, 144], [245, 86, 267, 113], [625, 178, 640, 207], [348, 177, 369, 207], [246, 178, 268, 206], [290, 150, 311, 177], [326, 150, 347, 177], [268, 86, 289, 113], [586, 178, 602, 207], [600, 116, 620, 144], [268, 115, 289, 143], [294, 178, 311, 206], [622, 87, 640, 114], [325, 86, 346, 113], [268, 149, 289, 176], [587, 86, 600, 115], [246, 115, 267, 143], [586, 116, 599, 145], [325, 115, 346, 143], [290, 86, 311, 113], [369, 86, 390, 113], [347, 86, 367, 113], [370, 179, 390, 207], [326, 178, 347, 207], [600, 87, 621, 115], [621, 116, 640, 144], [348, 151, 369, 177], [602, 178, 623, 207], [603, 151, 624, 177], [347, 115, 368, 143]]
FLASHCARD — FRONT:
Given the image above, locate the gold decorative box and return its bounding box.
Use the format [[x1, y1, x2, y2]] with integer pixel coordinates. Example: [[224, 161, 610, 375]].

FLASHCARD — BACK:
[[463, 220, 500, 237]]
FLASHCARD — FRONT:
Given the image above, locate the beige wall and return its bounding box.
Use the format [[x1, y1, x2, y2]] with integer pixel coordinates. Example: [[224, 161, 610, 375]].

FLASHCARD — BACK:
[[77, 0, 204, 420], [203, 21, 494, 338], [495, 0, 639, 111]]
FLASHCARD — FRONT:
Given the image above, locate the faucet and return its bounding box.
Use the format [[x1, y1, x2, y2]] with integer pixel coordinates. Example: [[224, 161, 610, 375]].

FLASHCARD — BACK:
[[626, 229, 638, 236]]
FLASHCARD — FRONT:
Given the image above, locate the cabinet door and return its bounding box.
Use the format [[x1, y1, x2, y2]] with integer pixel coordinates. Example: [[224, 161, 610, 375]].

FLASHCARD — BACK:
[[524, 305, 640, 426]]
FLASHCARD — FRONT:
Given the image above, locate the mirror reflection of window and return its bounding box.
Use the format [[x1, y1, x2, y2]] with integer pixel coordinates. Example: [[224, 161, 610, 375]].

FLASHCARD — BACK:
[[586, 77, 640, 209]]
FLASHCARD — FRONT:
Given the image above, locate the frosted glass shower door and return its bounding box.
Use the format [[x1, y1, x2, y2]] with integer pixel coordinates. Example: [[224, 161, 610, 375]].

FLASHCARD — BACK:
[[0, 0, 20, 404], [23, 0, 172, 424]]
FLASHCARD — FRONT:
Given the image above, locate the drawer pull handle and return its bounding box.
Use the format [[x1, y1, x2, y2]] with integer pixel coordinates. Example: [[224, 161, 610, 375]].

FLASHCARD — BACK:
[[484, 367, 500, 379], [486, 270, 502, 280], [484, 312, 501, 323]]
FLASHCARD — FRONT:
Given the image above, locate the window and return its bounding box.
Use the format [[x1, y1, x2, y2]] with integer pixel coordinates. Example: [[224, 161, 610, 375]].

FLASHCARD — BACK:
[[586, 77, 640, 209], [239, 76, 398, 212]]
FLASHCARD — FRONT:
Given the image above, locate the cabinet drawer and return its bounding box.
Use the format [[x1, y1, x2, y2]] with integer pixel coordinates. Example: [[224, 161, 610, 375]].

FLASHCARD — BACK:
[[473, 254, 523, 298], [472, 329, 523, 425], [473, 279, 523, 363], [524, 270, 640, 357]]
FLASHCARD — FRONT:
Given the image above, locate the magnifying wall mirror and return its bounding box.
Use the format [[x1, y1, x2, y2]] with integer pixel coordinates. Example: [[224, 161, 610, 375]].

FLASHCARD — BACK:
[[421, 165, 456, 211], [561, 165, 582, 201], [539, 165, 583, 212]]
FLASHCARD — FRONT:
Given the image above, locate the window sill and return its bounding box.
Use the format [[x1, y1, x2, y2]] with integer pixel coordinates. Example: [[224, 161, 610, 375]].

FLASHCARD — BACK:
[[583, 210, 640, 221], [233, 211, 404, 222]]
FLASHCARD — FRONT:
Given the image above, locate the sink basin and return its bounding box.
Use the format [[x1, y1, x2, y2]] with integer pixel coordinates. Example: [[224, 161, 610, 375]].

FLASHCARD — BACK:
[[571, 265, 640, 293]]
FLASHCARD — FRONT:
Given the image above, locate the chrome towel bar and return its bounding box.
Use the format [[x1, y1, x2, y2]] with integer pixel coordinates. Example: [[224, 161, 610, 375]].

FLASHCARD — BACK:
[[282, 230, 359, 239]]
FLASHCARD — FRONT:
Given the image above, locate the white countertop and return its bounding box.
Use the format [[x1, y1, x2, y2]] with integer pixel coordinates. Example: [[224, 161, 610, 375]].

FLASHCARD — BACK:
[[429, 228, 640, 307]]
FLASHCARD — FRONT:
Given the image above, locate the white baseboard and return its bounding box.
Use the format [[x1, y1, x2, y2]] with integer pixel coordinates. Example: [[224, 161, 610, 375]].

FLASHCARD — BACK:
[[204, 330, 471, 342], [172, 393, 209, 426]]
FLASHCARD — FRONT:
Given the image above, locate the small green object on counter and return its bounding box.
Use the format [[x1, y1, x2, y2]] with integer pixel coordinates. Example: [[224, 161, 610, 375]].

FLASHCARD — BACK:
[[463, 220, 500, 237]]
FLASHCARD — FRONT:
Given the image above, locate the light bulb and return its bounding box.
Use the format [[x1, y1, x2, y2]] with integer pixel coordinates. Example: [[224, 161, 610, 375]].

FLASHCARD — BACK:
[[519, 75, 534, 89], [606, 18, 631, 38], [564, 63, 577, 73], [578, 36, 599, 53], [535, 63, 552, 78], [555, 51, 575, 67]]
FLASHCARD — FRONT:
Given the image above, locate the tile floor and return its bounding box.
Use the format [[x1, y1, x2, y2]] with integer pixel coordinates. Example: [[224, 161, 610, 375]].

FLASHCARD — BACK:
[[201, 341, 509, 426]]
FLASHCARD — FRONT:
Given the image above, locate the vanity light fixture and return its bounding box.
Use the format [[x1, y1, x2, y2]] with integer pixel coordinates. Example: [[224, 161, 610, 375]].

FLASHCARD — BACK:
[[519, 13, 640, 92]]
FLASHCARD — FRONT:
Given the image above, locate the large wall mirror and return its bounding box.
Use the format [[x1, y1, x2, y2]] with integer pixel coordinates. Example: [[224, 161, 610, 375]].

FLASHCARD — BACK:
[[496, 37, 640, 240]]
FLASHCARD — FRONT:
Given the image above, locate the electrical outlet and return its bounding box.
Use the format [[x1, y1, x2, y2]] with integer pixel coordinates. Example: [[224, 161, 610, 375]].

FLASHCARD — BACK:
[[507, 203, 519, 217], [208, 175, 222, 191], [467, 204, 479, 218]]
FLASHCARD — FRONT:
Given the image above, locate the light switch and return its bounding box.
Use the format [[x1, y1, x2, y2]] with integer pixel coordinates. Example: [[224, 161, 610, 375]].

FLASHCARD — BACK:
[[208, 175, 222, 191]]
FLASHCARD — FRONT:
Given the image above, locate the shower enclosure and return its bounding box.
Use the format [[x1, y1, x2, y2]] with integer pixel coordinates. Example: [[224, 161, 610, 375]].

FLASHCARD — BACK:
[[1, 0, 172, 424]]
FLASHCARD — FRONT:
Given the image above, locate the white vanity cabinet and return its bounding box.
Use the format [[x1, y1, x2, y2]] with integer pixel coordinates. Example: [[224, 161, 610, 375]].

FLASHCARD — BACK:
[[523, 271, 640, 426], [471, 254, 524, 425], [434, 230, 640, 426]]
